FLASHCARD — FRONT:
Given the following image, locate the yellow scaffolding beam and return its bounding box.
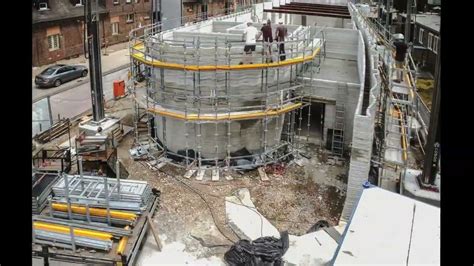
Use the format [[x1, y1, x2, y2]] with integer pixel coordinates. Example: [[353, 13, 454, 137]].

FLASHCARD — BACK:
[[52, 203, 137, 221], [33, 221, 113, 241], [147, 102, 303, 121], [131, 43, 321, 71], [117, 226, 130, 255]]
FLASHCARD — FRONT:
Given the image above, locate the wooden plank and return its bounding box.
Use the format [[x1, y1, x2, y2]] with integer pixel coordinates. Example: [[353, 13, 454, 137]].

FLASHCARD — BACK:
[[146, 215, 162, 251], [184, 169, 197, 179], [196, 168, 206, 181], [258, 167, 269, 181], [211, 169, 219, 181]]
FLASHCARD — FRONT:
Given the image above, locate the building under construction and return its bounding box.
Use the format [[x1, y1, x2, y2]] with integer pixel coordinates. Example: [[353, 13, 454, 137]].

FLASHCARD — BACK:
[[32, 0, 441, 264], [128, 0, 439, 214]]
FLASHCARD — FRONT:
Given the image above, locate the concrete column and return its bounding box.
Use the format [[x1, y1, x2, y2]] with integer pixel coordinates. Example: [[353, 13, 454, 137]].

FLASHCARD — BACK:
[[323, 104, 335, 147]]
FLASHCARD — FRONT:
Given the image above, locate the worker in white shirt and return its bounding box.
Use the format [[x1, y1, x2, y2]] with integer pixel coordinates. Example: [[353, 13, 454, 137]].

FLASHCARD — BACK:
[[240, 21, 260, 65]]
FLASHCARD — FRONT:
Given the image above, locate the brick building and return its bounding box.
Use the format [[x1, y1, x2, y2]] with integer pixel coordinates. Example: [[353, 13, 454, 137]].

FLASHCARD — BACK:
[[181, 0, 262, 23], [397, 12, 439, 75], [32, 0, 151, 66]]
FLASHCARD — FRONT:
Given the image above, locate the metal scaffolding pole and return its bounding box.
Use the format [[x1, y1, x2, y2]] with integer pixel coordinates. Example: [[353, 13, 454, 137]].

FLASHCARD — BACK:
[[405, 0, 412, 43], [85, 0, 105, 122], [420, 38, 441, 185]]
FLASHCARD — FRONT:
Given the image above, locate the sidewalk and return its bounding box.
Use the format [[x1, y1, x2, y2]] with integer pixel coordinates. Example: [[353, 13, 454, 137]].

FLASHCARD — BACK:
[[32, 42, 130, 78]]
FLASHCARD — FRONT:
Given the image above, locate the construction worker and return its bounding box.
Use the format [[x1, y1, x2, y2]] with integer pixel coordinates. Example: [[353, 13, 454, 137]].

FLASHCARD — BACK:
[[275, 19, 288, 61], [240, 21, 259, 65], [260, 19, 273, 63], [392, 33, 408, 82]]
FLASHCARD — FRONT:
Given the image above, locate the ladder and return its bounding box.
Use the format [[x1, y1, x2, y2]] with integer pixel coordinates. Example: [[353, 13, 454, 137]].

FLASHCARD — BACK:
[[134, 101, 149, 147], [331, 83, 346, 158]]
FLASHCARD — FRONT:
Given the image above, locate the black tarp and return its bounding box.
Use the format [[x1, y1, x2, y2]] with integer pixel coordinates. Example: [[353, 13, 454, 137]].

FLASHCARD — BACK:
[[224, 231, 289, 266]]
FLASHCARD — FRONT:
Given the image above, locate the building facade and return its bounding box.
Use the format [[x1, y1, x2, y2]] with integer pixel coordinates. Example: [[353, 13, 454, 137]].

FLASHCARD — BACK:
[[397, 13, 439, 75], [32, 0, 152, 66], [181, 0, 263, 23]]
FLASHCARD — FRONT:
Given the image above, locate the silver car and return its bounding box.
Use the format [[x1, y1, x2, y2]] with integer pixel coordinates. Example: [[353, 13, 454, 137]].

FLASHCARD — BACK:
[[35, 64, 88, 88]]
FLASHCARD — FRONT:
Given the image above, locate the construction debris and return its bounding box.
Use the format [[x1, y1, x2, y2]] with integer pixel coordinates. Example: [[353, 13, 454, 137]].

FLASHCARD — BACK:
[[225, 188, 339, 265], [34, 118, 71, 144], [258, 167, 269, 181], [129, 145, 149, 160]]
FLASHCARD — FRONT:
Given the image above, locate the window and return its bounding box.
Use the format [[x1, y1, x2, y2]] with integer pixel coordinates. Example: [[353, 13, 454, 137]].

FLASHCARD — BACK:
[[112, 22, 119, 35], [63, 66, 74, 72], [126, 14, 134, 23], [56, 67, 67, 74], [48, 34, 60, 51], [113, 0, 119, 4], [126, 0, 131, 3], [432, 36, 439, 54], [75, 0, 84, 6], [39, 2, 49, 10], [418, 28, 424, 44], [427, 33, 434, 51]]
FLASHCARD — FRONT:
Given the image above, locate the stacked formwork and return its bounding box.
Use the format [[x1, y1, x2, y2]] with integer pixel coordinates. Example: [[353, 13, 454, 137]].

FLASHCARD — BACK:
[[129, 20, 326, 171]]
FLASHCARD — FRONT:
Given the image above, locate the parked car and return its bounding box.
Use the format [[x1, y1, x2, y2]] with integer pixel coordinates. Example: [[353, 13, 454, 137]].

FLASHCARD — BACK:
[[35, 64, 88, 88]]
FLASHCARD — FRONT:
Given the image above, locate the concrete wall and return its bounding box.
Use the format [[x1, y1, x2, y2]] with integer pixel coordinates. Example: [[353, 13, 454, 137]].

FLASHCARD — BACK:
[[341, 3, 382, 221], [300, 79, 360, 147], [155, 115, 285, 159]]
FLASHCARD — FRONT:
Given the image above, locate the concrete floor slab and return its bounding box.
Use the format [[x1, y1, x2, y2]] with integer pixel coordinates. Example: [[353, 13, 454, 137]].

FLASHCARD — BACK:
[[283, 231, 338, 265], [333, 187, 440, 265], [225, 188, 280, 240]]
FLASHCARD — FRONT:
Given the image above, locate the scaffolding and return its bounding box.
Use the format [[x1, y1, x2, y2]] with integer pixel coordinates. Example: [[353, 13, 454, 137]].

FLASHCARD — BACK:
[[128, 16, 326, 172], [351, 5, 423, 192]]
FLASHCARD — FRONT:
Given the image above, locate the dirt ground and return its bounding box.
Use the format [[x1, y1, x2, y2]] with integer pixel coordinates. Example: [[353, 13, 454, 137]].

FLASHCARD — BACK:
[[34, 96, 349, 262]]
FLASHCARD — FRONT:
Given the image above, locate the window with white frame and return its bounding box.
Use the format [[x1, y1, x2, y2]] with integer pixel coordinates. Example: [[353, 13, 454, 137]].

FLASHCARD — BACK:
[[39, 2, 49, 10], [113, 0, 119, 4], [112, 23, 119, 35], [427, 33, 434, 51], [432, 36, 439, 54], [419, 28, 424, 44], [75, 0, 84, 6], [126, 14, 134, 23], [126, 0, 131, 3], [48, 34, 60, 51]]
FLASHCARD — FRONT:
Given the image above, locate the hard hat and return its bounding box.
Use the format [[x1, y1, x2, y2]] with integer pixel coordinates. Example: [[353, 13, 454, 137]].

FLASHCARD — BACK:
[[393, 33, 404, 40]]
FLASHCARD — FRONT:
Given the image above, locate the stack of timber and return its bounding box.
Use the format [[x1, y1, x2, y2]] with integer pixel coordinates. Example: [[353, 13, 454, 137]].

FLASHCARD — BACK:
[[34, 119, 71, 144]]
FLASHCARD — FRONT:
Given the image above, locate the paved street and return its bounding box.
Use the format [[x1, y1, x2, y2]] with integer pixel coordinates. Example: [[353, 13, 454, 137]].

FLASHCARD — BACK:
[[32, 42, 130, 102], [49, 68, 129, 120]]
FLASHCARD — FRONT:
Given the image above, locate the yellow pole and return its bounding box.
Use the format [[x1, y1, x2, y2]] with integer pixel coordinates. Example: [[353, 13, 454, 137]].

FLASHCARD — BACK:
[[33, 221, 112, 241], [117, 226, 130, 255], [52, 203, 137, 221]]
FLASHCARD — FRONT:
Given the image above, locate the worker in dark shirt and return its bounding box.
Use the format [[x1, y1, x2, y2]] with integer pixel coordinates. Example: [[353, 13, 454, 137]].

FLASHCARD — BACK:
[[260, 19, 273, 63], [393, 34, 408, 82], [275, 19, 288, 61]]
